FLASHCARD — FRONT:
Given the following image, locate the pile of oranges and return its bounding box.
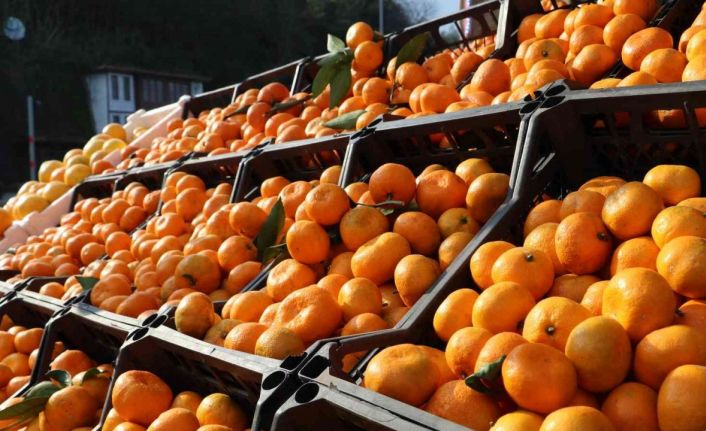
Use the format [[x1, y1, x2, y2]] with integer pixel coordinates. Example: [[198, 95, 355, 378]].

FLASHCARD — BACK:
[[0, 123, 134, 237], [0, 347, 112, 431], [360, 164, 706, 431], [103, 370, 249, 431], [0, 321, 46, 404], [0, 181, 159, 286]]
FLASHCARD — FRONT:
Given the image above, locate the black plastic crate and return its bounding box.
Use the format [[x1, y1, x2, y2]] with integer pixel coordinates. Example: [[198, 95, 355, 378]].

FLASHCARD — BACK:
[[113, 160, 182, 192], [271, 81, 706, 430], [14, 276, 72, 309], [97, 324, 280, 429], [68, 171, 126, 210], [234, 58, 317, 98]]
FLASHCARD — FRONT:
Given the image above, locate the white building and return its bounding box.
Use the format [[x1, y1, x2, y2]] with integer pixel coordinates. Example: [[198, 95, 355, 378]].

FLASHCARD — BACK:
[[86, 65, 206, 133]]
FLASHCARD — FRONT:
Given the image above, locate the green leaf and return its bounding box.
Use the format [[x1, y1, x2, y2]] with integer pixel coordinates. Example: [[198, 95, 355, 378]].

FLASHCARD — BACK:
[[82, 367, 108, 384], [324, 109, 366, 130], [465, 354, 506, 394], [0, 396, 47, 421], [76, 276, 99, 291], [24, 381, 61, 400], [270, 95, 311, 114], [312, 64, 336, 97], [329, 66, 352, 109], [317, 50, 351, 68], [255, 198, 285, 261], [395, 32, 430, 67], [262, 243, 288, 264], [327, 34, 346, 52], [46, 370, 71, 388]]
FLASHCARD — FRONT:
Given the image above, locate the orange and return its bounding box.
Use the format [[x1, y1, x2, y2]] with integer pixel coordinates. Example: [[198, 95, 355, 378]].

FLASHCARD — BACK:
[[425, 380, 500, 430], [569, 25, 604, 55], [45, 385, 100, 430], [112, 370, 173, 426], [523, 40, 565, 71], [524, 223, 565, 274], [613, 0, 657, 21], [423, 52, 453, 83], [260, 176, 290, 198], [174, 292, 216, 338], [535, 9, 570, 39], [466, 172, 509, 223], [524, 200, 562, 237], [354, 41, 383, 72], [474, 332, 527, 374], [604, 13, 646, 52], [438, 231, 473, 270], [302, 183, 350, 226], [682, 53, 706, 81], [346, 22, 373, 49], [341, 313, 388, 336], [492, 411, 543, 431], [368, 163, 416, 204], [273, 285, 342, 343], [339, 206, 389, 251], [433, 289, 478, 342], [147, 407, 200, 431], [657, 364, 706, 431], [450, 52, 484, 85], [417, 170, 467, 219], [266, 258, 316, 301], [502, 342, 577, 414], [601, 181, 663, 241], [676, 299, 706, 333], [223, 261, 262, 294], [257, 82, 289, 104], [640, 48, 687, 83], [50, 349, 95, 376], [470, 241, 515, 289], [90, 274, 132, 307], [679, 25, 706, 53], [472, 282, 534, 334], [574, 3, 614, 28], [644, 164, 701, 205], [437, 208, 480, 238], [395, 62, 429, 91], [559, 190, 605, 220], [618, 71, 658, 87], [565, 316, 631, 393], [223, 322, 267, 354], [351, 232, 411, 285], [491, 247, 554, 299], [651, 206, 706, 248], [361, 77, 391, 105], [602, 268, 676, 341], [522, 297, 592, 351], [419, 84, 461, 113], [363, 344, 439, 406], [445, 326, 492, 378], [227, 203, 266, 239], [285, 220, 330, 264], [555, 212, 612, 275], [455, 158, 494, 186], [657, 236, 706, 299], [174, 253, 221, 294], [634, 324, 706, 390], [540, 406, 615, 430], [196, 393, 247, 430], [394, 254, 441, 307], [468, 59, 511, 96], [570, 44, 618, 87], [602, 382, 658, 431], [622, 27, 673, 70], [337, 277, 382, 321], [548, 274, 600, 303], [610, 236, 659, 276], [393, 211, 441, 256], [279, 181, 312, 218], [227, 291, 273, 322], [172, 391, 203, 414]]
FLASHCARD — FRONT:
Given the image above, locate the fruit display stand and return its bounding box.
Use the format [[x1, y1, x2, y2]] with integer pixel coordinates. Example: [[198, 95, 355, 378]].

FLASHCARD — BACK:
[[183, 85, 237, 119], [265, 80, 706, 430], [233, 58, 317, 99], [97, 323, 280, 429]]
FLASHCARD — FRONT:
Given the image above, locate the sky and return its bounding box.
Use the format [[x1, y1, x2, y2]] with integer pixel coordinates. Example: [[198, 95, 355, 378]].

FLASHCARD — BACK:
[[425, 0, 462, 19]]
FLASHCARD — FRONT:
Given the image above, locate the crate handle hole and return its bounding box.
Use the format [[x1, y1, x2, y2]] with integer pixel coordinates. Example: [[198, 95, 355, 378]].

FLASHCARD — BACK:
[[546, 84, 568, 97], [541, 96, 565, 110], [520, 101, 541, 115], [141, 313, 157, 327], [294, 382, 320, 404], [281, 353, 307, 371], [129, 327, 149, 341], [262, 370, 286, 390], [150, 314, 168, 328], [300, 355, 330, 379]]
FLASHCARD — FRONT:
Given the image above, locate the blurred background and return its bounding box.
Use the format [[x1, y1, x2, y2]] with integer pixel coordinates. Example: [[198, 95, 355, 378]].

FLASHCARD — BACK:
[[0, 0, 467, 198]]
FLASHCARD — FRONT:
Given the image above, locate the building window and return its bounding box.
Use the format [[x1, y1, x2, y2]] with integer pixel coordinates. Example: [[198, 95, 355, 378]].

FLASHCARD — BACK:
[[111, 75, 119, 100], [110, 112, 129, 124], [123, 76, 131, 101]]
